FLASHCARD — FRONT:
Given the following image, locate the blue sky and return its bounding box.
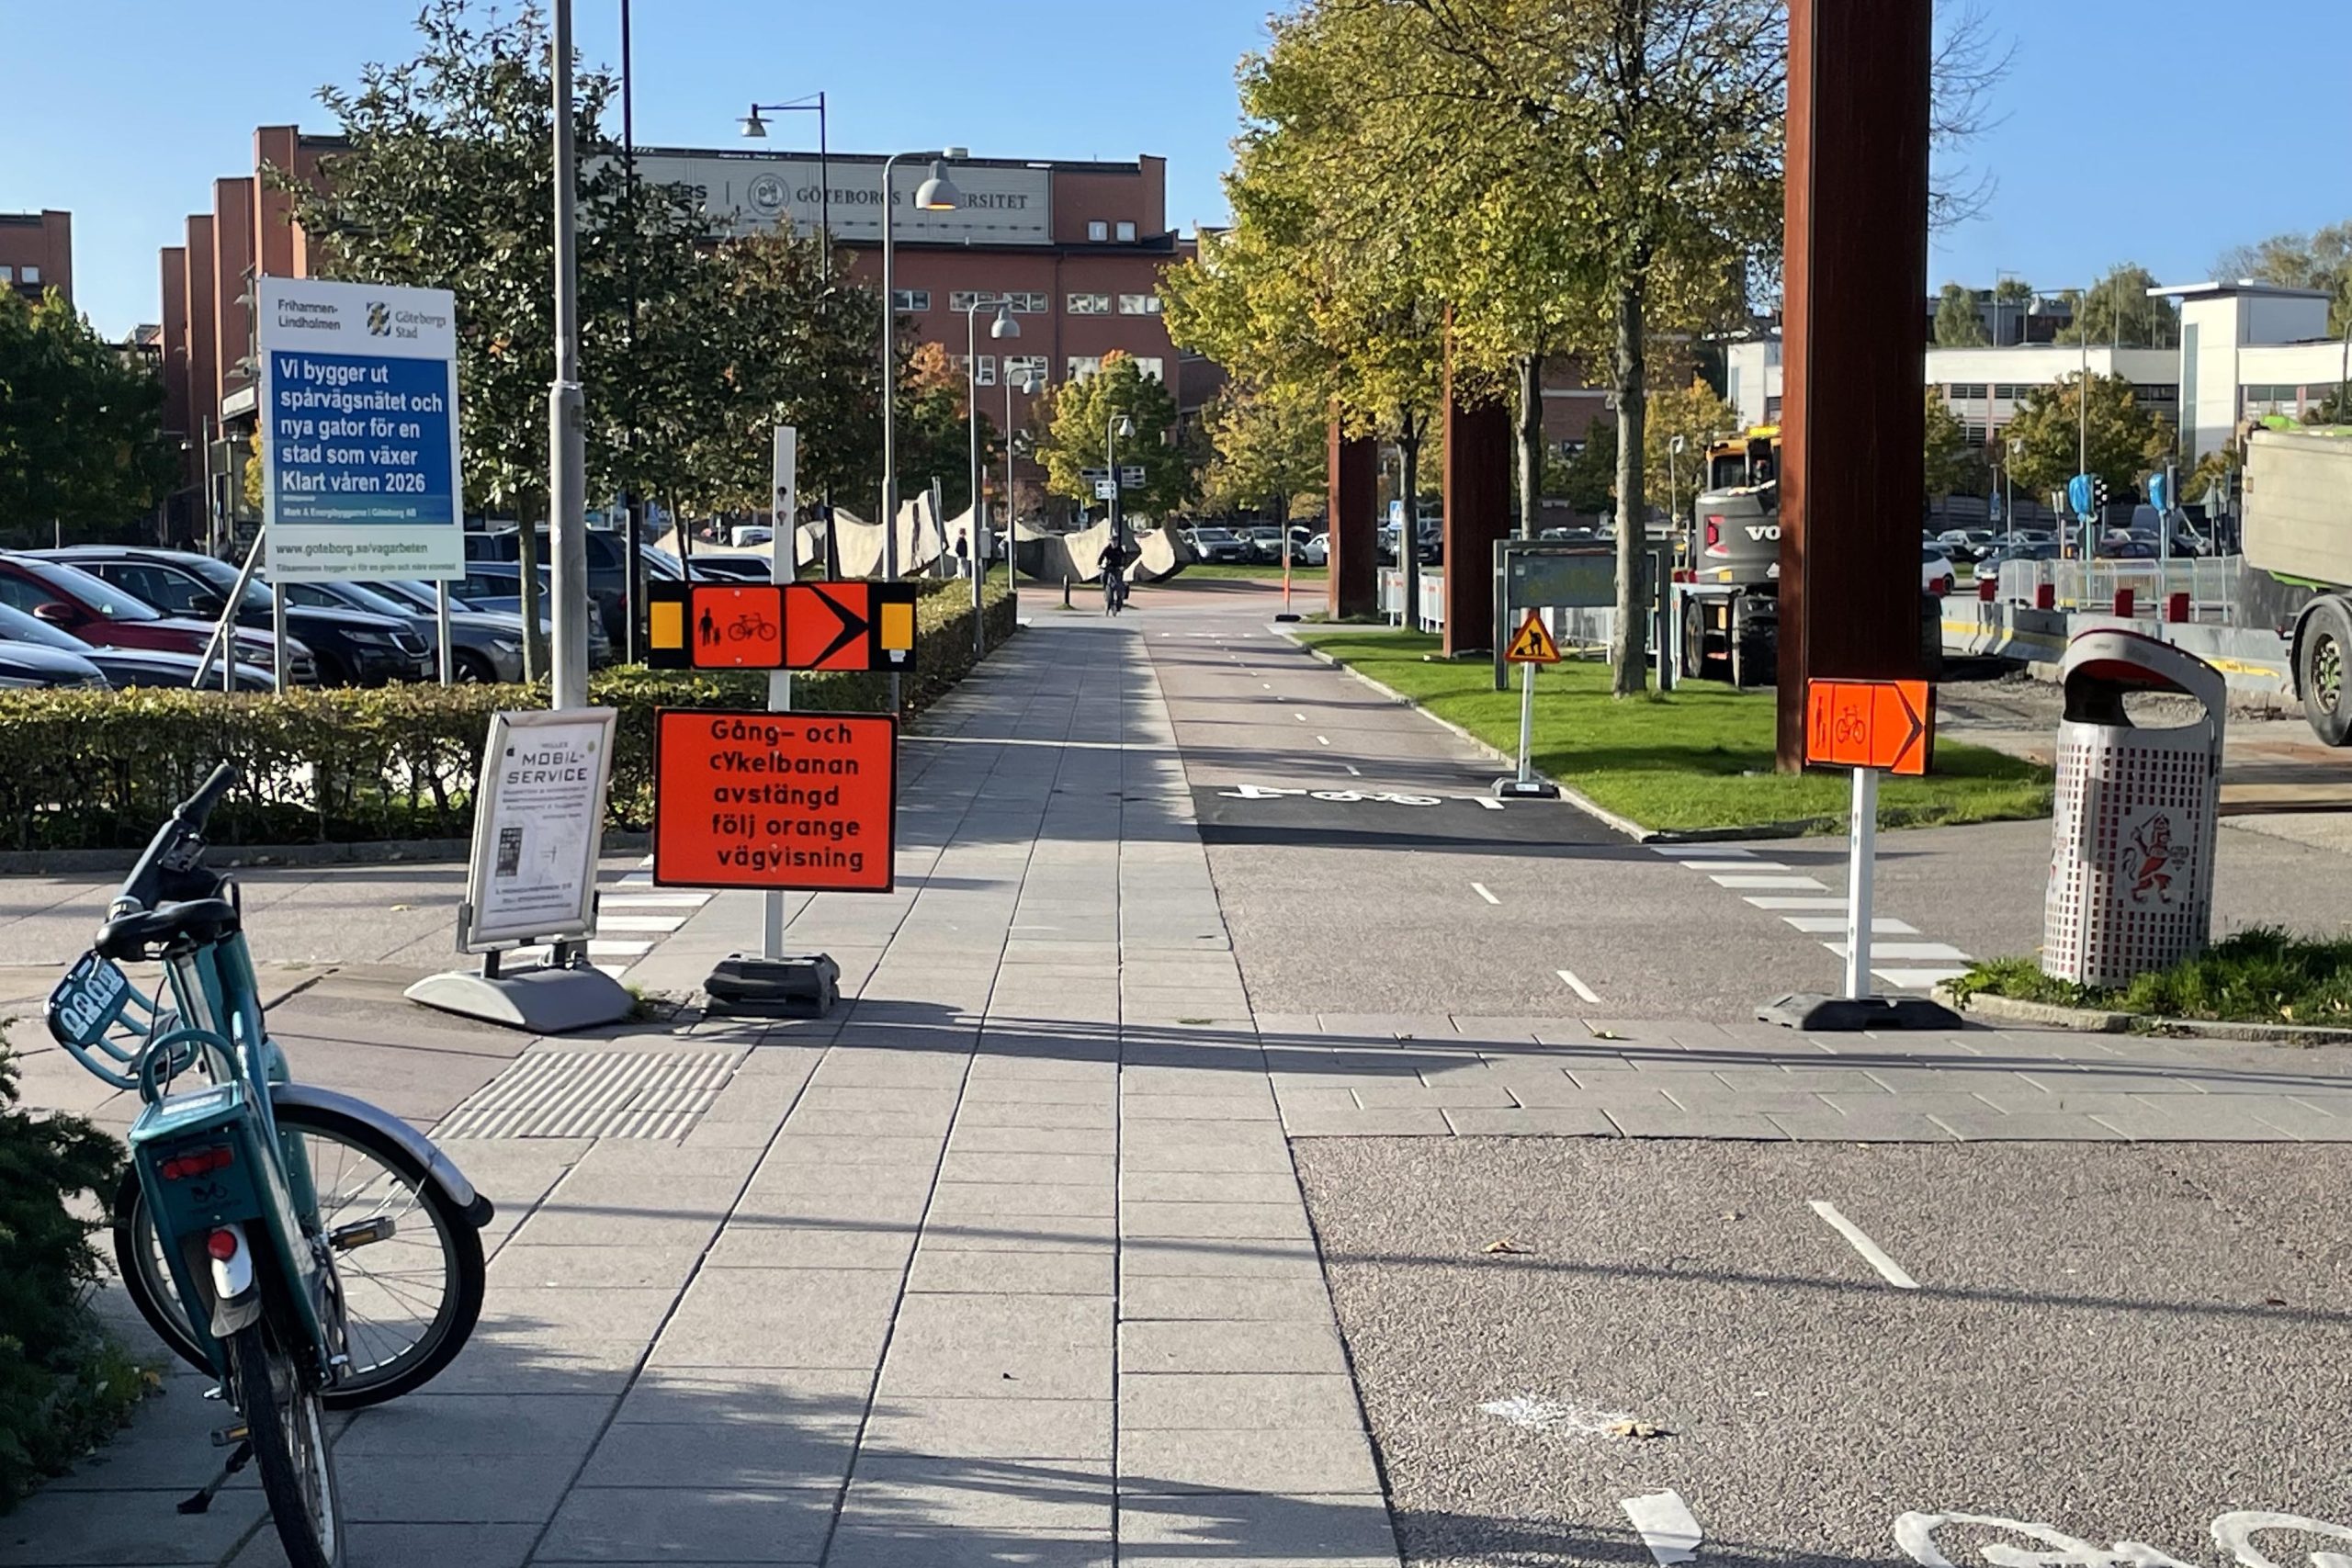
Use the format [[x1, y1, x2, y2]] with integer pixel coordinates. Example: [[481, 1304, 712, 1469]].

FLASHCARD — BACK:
[[6, 1, 2346, 338]]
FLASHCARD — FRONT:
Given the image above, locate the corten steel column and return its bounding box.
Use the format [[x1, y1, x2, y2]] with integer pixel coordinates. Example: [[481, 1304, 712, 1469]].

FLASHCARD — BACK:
[[1775, 0, 1934, 770], [1441, 367, 1512, 658], [1327, 417, 1378, 620]]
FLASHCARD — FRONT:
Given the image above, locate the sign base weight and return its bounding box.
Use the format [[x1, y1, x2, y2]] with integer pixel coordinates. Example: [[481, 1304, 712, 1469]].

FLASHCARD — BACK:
[[1755, 992, 1962, 1032], [405, 964, 635, 1033], [704, 953, 841, 1018], [1493, 777, 1560, 800]]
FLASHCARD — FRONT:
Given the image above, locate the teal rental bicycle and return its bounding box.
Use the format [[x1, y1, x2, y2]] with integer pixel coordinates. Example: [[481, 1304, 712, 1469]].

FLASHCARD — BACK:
[[46, 764, 492, 1568]]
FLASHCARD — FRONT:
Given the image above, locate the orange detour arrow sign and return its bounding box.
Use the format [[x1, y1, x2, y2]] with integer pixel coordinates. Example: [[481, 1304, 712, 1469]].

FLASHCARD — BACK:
[[1805, 678, 1933, 776], [1505, 610, 1563, 665]]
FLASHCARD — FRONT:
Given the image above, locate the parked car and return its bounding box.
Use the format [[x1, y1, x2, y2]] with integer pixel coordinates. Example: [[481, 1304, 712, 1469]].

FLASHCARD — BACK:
[[1184, 527, 1248, 564], [1921, 547, 1956, 596], [0, 600, 272, 690], [449, 562, 615, 664], [1973, 543, 2058, 586], [1935, 528, 1996, 563], [1236, 525, 1288, 563], [0, 604, 110, 688], [676, 554, 775, 583], [1300, 533, 1329, 567], [35, 547, 424, 686], [0, 554, 305, 679], [274, 577, 528, 683], [464, 526, 635, 638]]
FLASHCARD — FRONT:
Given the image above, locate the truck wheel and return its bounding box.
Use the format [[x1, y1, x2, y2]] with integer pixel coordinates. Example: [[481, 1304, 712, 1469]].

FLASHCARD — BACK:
[[1681, 599, 1712, 680], [2301, 600, 2352, 747]]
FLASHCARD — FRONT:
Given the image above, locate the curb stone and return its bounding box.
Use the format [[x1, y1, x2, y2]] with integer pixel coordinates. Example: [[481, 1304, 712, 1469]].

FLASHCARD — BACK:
[[1938, 985, 2351, 1046]]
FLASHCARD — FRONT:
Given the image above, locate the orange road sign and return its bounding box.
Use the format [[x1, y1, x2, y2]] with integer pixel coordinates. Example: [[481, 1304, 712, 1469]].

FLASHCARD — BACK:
[[1505, 610, 1563, 665], [1806, 678, 1933, 775], [644, 581, 919, 673], [653, 710, 897, 892]]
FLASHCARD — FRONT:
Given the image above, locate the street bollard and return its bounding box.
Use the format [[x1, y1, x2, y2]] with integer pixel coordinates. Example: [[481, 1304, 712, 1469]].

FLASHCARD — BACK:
[[1063, 575, 1071, 609], [2035, 583, 2056, 611], [2166, 592, 2190, 624], [1977, 577, 1997, 603], [2114, 588, 2134, 617]]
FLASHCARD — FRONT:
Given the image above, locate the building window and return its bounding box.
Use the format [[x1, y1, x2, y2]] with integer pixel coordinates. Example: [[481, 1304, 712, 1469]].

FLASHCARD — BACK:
[[949, 290, 1005, 313], [1949, 382, 1987, 400], [891, 289, 930, 312], [1067, 355, 1102, 380], [1115, 221, 1137, 243], [1117, 293, 1162, 316], [974, 356, 996, 387], [0, 265, 11, 282], [1992, 383, 2023, 400], [1131, 356, 1165, 382], [1068, 293, 1112, 316], [1003, 355, 1049, 386], [1962, 423, 1988, 445], [1087, 220, 1108, 243], [1006, 291, 1047, 314], [19, 265, 39, 286]]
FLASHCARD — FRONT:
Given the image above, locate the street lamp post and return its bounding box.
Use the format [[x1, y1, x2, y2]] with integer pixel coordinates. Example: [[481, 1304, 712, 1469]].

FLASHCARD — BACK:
[[1003, 366, 1034, 618], [1106, 413, 1136, 549], [548, 0, 590, 710], [739, 95, 831, 279], [963, 299, 1019, 654], [878, 151, 967, 581], [2006, 435, 2022, 548]]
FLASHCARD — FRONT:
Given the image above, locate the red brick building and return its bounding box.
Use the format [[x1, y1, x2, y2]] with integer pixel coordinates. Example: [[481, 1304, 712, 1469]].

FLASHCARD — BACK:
[[156, 130, 1198, 527], [0, 209, 74, 304]]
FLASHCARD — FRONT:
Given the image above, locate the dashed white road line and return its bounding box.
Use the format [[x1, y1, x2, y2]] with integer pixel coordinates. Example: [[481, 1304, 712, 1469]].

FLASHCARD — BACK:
[[601, 893, 712, 909], [1825, 941, 1970, 963], [1471, 796, 1504, 811], [1343, 764, 1363, 777], [1876, 966, 1973, 990], [1710, 874, 1828, 890], [1622, 1490, 1703, 1565], [1556, 969, 1600, 1004], [1472, 883, 1500, 905], [1808, 1200, 1920, 1290], [1294, 712, 1309, 722], [594, 914, 694, 933], [1785, 915, 1919, 935], [1317, 735, 1331, 746], [1680, 859, 1788, 872], [1742, 895, 1850, 910]]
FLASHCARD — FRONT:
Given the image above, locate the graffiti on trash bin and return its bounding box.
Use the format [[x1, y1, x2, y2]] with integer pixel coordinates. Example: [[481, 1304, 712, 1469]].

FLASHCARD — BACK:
[[2124, 807, 2179, 906]]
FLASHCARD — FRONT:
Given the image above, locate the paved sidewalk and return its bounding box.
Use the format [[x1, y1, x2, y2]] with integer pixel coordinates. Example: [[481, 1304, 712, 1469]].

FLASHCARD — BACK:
[[8, 614, 1396, 1568]]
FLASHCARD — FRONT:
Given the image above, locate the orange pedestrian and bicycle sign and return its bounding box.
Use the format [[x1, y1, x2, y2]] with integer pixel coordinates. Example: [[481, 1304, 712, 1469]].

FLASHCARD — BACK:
[[1805, 678, 1933, 776], [1505, 611, 1562, 665], [645, 581, 919, 673]]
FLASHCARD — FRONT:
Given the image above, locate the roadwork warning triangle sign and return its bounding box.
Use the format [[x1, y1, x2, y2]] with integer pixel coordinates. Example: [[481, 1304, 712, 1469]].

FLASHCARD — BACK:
[[1505, 610, 1563, 665]]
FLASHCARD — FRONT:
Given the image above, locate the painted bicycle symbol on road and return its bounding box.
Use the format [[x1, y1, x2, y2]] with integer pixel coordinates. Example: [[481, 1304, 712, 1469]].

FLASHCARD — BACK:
[[1216, 784, 1444, 807], [1897, 1510, 2352, 1568]]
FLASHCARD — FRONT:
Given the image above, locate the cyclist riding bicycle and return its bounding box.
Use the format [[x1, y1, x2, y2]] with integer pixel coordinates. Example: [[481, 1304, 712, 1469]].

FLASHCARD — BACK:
[[1099, 537, 1131, 614]]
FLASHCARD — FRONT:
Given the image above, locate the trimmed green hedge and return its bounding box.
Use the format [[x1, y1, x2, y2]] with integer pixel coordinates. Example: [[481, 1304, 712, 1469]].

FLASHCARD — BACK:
[[0, 1032, 146, 1510], [0, 581, 1015, 851]]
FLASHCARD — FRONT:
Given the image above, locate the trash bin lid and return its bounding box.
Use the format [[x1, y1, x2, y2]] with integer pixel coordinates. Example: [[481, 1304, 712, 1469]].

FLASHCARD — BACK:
[[2057, 626, 2228, 727]]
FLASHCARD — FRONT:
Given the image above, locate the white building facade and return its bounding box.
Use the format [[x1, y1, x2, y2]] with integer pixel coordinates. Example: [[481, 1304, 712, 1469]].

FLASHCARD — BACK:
[[1725, 279, 2346, 465]]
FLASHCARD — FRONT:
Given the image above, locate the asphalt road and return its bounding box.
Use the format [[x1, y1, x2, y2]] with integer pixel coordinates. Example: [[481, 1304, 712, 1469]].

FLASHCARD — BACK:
[[1294, 1135, 2352, 1567], [1134, 584, 2352, 1017]]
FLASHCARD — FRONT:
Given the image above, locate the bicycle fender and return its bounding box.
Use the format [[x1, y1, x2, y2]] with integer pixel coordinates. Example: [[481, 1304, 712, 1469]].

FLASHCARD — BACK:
[[269, 1082, 496, 1229]]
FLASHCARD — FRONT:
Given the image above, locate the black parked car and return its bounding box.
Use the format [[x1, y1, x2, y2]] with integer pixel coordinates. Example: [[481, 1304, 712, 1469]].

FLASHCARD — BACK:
[[35, 547, 431, 686], [463, 527, 635, 639], [449, 562, 615, 665]]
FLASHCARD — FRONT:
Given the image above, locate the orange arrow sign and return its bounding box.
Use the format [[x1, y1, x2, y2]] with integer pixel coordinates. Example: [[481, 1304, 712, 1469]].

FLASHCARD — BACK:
[[1805, 679, 1933, 775]]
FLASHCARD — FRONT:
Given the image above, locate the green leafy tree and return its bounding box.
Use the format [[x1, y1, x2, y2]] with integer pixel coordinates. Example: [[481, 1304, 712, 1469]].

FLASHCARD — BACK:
[[1035, 353, 1188, 517], [2053, 264, 2178, 348], [1645, 378, 1744, 513], [2004, 373, 2174, 498], [888, 342, 999, 524], [1548, 421, 1618, 517], [1935, 283, 1989, 346], [0, 289, 176, 545], [1197, 383, 1325, 524], [1922, 389, 1987, 500], [2217, 221, 2352, 337]]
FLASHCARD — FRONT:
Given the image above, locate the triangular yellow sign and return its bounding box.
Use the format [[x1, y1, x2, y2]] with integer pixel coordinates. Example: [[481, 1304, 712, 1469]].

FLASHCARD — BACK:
[[1506, 610, 1562, 665]]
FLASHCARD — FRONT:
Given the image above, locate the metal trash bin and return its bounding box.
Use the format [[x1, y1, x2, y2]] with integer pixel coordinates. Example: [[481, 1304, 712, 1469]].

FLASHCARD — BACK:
[[2043, 628, 2227, 987]]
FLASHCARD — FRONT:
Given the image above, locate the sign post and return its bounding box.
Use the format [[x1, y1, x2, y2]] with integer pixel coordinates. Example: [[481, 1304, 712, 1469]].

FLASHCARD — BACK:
[[763, 426, 797, 966], [1758, 677, 1960, 1031], [1496, 609, 1563, 799]]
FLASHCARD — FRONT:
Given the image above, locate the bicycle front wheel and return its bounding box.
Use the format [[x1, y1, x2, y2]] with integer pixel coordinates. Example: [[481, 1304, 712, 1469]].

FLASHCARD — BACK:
[[231, 1325, 345, 1568], [115, 1100, 485, 1408]]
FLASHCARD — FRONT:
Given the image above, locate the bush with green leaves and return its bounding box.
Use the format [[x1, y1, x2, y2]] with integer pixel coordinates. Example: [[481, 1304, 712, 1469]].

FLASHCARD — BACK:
[[0, 582, 1013, 851], [0, 1032, 145, 1509]]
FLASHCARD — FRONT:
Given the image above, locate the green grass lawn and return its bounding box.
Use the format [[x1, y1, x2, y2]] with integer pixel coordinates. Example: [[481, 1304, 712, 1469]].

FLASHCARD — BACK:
[[1170, 562, 1330, 581], [1951, 929, 2352, 1026], [1295, 629, 2052, 835]]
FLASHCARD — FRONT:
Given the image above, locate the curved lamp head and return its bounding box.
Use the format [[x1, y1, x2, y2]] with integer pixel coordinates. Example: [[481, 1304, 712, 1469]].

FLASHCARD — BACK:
[[914, 159, 964, 212], [989, 305, 1020, 341], [739, 107, 768, 139], [1010, 367, 1035, 393], [1114, 415, 1136, 439]]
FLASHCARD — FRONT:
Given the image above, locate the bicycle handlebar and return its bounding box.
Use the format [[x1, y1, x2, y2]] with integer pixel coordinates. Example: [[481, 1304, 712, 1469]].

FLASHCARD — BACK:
[[108, 762, 239, 919]]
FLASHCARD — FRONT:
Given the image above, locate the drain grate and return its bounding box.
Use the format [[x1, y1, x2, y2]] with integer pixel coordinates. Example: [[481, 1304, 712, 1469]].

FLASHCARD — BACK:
[[437, 1050, 740, 1140]]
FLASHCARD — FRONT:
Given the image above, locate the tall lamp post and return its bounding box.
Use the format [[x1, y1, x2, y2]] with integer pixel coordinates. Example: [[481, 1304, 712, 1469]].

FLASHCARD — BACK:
[[548, 0, 590, 710], [962, 299, 1019, 653], [879, 150, 967, 580], [739, 96, 831, 279], [1106, 413, 1136, 549], [1002, 365, 1034, 619]]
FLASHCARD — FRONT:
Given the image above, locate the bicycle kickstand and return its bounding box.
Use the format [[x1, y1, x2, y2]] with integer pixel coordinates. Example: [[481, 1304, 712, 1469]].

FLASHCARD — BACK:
[[176, 1438, 254, 1515]]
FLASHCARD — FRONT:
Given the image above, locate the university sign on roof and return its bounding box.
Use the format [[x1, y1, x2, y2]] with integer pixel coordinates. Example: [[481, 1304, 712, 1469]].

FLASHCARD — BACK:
[[629, 152, 1054, 246]]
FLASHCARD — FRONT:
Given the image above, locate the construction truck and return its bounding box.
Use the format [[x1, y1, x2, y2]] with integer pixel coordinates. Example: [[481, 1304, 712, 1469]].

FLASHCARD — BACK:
[[1678, 426, 1782, 685], [2244, 424, 2352, 744], [1674, 423, 1941, 686]]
